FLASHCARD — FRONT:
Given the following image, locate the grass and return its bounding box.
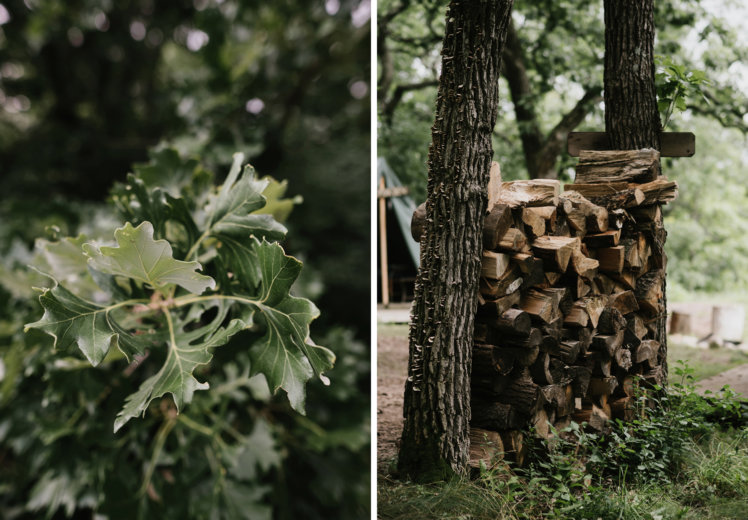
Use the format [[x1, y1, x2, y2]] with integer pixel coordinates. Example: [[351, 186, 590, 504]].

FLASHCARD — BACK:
[[668, 340, 748, 382], [379, 427, 748, 520]]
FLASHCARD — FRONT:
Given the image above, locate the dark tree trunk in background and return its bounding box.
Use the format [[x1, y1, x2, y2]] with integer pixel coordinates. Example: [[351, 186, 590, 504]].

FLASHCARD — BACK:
[[398, 0, 514, 481], [603, 0, 667, 379]]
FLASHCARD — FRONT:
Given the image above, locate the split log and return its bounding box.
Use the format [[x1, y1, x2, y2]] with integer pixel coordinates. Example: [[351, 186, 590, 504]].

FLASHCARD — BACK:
[[498, 179, 561, 208], [496, 228, 528, 252], [566, 182, 645, 209], [609, 291, 639, 315], [489, 308, 532, 336], [481, 251, 511, 280], [512, 253, 545, 288], [469, 427, 504, 469], [521, 289, 561, 324], [609, 208, 629, 229], [575, 148, 660, 184], [473, 344, 513, 377], [472, 402, 522, 431], [588, 376, 619, 397], [496, 369, 543, 414], [560, 190, 609, 233], [531, 236, 580, 272], [610, 397, 635, 421], [570, 249, 599, 280], [594, 274, 617, 295], [549, 358, 572, 385], [483, 204, 513, 249], [531, 408, 552, 439], [472, 375, 511, 400], [596, 246, 625, 274], [635, 269, 664, 316], [477, 291, 521, 320], [614, 347, 632, 371], [487, 161, 503, 211], [499, 430, 527, 467], [591, 330, 625, 357], [521, 207, 546, 237], [634, 340, 660, 369], [568, 365, 592, 396], [597, 307, 627, 335], [480, 266, 523, 299], [572, 404, 609, 431], [584, 229, 621, 248], [565, 295, 606, 328], [629, 204, 661, 223], [634, 177, 678, 205], [530, 352, 553, 385]]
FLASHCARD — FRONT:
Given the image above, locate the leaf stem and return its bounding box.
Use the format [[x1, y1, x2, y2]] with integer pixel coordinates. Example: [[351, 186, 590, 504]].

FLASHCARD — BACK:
[[184, 228, 211, 261], [138, 416, 177, 497], [172, 294, 263, 308]]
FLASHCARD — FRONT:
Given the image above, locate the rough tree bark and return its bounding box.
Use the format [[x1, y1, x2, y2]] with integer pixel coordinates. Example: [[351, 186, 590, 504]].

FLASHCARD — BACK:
[[398, 0, 514, 481], [603, 0, 667, 380]]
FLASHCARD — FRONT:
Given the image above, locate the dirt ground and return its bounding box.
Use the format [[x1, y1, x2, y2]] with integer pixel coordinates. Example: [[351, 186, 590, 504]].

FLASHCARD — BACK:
[[377, 333, 409, 472], [376, 326, 748, 474]]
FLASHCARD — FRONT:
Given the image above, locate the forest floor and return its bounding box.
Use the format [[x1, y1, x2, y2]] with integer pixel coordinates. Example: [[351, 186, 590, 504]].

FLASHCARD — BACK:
[[376, 319, 748, 475]]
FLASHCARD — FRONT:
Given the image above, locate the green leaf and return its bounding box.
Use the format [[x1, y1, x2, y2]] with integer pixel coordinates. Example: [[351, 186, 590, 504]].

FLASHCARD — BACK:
[[24, 282, 120, 366], [83, 221, 215, 294], [246, 240, 335, 412], [114, 303, 246, 432], [206, 154, 287, 242]]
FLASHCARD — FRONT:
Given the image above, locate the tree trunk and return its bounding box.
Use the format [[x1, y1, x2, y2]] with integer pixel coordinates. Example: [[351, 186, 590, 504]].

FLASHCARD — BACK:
[[398, 0, 514, 481], [603, 0, 667, 381]]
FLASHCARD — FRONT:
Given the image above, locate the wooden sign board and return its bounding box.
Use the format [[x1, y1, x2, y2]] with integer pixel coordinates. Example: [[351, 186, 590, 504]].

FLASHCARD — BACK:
[[378, 185, 409, 198], [567, 132, 695, 157]]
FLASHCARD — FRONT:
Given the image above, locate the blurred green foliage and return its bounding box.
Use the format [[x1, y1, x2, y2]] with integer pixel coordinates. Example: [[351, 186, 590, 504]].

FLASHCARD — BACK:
[[0, 0, 370, 518]]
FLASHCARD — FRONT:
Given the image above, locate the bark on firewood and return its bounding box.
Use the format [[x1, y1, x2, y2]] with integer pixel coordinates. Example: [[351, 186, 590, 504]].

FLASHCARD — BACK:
[[569, 365, 592, 396], [496, 369, 542, 414], [575, 149, 660, 184], [614, 347, 632, 371], [411, 202, 427, 242], [567, 182, 645, 209], [472, 375, 511, 400], [634, 177, 678, 205], [472, 402, 522, 430], [530, 352, 553, 385], [492, 308, 532, 336], [498, 179, 561, 208], [597, 307, 627, 334], [512, 253, 545, 288], [473, 343, 514, 377], [635, 269, 664, 316]]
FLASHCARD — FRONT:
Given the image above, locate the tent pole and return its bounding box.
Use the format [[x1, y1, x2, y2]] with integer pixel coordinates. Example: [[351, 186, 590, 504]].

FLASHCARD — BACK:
[[379, 176, 390, 307]]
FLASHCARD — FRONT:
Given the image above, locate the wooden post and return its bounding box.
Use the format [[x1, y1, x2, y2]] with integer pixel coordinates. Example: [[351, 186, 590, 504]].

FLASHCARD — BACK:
[[379, 175, 390, 307]]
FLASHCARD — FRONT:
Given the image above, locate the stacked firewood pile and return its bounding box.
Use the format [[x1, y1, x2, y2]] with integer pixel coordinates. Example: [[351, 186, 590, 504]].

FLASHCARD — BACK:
[[413, 149, 679, 467]]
